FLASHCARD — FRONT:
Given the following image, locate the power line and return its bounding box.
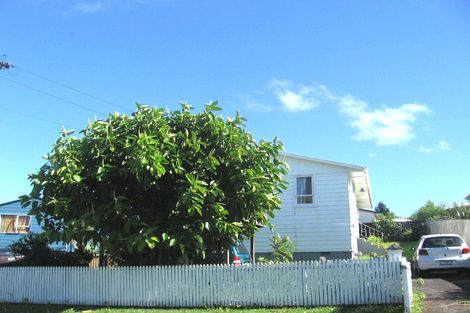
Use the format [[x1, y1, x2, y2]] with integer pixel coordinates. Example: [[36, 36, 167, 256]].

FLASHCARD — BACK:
[[0, 75, 105, 115], [15, 66, 132, 113], [0, 104, 65, 127]]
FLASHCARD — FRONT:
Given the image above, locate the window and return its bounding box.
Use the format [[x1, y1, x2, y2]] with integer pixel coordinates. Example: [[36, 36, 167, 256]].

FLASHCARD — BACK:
[[0, 215, 31, 234], [296, 176, 313, 204]]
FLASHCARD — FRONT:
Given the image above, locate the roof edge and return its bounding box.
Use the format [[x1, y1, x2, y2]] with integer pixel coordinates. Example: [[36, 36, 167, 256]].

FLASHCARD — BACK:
[[0, 199, 22, 206], [280, 152, 366, 171]]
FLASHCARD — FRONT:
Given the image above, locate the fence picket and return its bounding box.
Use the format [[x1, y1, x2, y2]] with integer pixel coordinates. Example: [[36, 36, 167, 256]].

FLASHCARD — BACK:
[[0, 258, 409, 308]]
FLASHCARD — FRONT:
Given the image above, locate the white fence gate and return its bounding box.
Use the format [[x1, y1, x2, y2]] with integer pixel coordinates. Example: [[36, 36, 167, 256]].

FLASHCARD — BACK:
[[0, 258, 412, 311]]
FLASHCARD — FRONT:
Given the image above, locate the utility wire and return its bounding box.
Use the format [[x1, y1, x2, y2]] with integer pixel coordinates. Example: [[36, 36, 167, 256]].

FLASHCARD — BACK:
[[15, 66, 132, 113], [0, 104, 65, 127], [0, 75, 105, 115]]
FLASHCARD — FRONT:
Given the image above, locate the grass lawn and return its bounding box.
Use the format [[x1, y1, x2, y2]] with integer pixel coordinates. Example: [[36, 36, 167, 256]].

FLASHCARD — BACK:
[[0, 304, 406, 313], [1, 291, 425, 313], [398, 241, 417, 261]]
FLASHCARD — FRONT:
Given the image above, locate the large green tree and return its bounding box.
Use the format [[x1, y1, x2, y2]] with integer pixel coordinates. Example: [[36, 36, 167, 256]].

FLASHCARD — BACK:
[[22, 103, 288, 265], [410, 200, 445, 221]]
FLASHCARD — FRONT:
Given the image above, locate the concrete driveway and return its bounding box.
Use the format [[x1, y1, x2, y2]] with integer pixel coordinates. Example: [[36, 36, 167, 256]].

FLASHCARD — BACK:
[[413, 272, 470, 313]]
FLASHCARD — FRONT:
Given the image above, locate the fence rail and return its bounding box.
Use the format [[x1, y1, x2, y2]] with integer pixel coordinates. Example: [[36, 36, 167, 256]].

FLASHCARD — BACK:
[[0, 258, 409, 310]]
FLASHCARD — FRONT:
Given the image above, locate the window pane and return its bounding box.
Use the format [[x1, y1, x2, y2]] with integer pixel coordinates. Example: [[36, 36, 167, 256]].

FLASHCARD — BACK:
[[297, 177, 312, 195], [16, 216, 31, 234], [297, 177, 306, 195], [0, 215, 16, 233], [297, 196, 313, 204], [305, 177, 312, 194]]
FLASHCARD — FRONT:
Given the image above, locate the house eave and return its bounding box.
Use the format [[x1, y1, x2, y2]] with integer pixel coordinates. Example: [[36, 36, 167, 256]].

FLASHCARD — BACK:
[[280, 152, 366, 171]]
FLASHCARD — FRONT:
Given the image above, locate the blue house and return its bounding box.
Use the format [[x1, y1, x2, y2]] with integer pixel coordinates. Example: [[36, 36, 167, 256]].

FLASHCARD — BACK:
[[0, 200, 67, 251]]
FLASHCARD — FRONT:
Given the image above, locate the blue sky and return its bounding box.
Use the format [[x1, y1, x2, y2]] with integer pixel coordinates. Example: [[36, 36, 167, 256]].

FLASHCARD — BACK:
[[1, 0, 469, 217]]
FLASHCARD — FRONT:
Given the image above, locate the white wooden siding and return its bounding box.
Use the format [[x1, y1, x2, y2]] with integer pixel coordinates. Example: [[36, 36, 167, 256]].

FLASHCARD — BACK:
[[348, 180, 359, 253], [0, 259, 409, 307], [257, 155, 354, 254]]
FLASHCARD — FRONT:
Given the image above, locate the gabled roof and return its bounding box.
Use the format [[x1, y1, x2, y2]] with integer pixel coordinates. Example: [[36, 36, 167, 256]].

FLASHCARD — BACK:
[[280, 152, 373, 209], [280, 152, 366, 171], [0, 199, 22, 207]]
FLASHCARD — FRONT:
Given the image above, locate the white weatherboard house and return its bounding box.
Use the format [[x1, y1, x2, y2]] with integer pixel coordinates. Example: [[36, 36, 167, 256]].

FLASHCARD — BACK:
[[255, 153, 373, 260]]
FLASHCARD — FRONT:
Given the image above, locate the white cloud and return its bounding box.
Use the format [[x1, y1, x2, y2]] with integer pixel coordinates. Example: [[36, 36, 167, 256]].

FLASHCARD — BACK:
[[368, 153, 377, 158], [72, 2, 104, 13], [438, 141, 451, 151], [338, 96, 431, 145], [245, 79, 432, 146], [419, 141, 452, 154], [271, 79, 321, 112]]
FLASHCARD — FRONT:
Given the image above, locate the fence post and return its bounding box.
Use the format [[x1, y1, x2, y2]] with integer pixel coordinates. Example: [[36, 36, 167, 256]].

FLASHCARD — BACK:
[[400, 258, 413, 313]]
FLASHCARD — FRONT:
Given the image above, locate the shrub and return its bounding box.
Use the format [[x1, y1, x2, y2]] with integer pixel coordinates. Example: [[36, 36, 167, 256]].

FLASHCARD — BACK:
[[5, 234, 92, 267], [375, 214, 401, 241], [256, 234, 295, 264]]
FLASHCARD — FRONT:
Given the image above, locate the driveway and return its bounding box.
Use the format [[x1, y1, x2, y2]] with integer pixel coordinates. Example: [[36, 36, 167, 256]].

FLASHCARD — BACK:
[[413, 273, 470, 313]]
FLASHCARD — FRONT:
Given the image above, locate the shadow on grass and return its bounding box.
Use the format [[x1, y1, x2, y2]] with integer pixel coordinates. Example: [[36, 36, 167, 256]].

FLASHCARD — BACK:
[[0, 304, 405, 313]]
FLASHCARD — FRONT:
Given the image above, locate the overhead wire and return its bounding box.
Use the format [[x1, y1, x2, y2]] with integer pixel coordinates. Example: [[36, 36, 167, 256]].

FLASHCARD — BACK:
[[0, 75, 105, 115], [14, 66, 132, 114], [0, 104, 65, 127], [0, 56, 131, 127]]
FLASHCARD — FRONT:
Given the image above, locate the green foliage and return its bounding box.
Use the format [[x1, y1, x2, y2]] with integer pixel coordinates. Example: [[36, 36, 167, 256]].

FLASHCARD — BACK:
[[5, 234, 92, 267], [401, 222, 426, 241], [22, 102, 288, 265], [411, 200, 445, 221], [257, 234, 295, 264], [375, 201, 392, 216], [270, 234, 295, 263], [374, 214, 401, 241], [367, 235, 385, 247], [445, 204, 470, 219]]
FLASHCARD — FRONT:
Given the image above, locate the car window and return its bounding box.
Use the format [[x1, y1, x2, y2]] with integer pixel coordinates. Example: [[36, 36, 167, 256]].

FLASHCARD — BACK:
[[422, 236, 462, 248], [235, 243, 249, 254]]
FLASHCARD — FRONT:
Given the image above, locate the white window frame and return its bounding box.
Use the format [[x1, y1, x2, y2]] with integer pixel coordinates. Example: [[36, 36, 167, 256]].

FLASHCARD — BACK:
[[296, 176, 313, 204], [0, 214, 32, 234]]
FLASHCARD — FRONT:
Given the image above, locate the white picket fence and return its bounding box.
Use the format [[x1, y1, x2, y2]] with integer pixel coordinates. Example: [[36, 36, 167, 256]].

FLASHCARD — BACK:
[[0, 258, 412, 311]]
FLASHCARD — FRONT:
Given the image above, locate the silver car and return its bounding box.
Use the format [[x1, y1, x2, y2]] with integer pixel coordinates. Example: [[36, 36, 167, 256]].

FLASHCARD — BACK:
[[413, 234, 470, 276]]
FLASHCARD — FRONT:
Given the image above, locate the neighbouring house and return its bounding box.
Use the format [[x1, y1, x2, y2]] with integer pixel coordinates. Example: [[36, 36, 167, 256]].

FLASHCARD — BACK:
[[0, 199, 67, 251], [255, 152, 373, 260], [359, 208, 377, 224]]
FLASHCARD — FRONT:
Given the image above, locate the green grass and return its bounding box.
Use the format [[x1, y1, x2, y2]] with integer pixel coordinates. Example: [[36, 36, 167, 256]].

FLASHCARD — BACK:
[[0, 304, 406, 313], [397, 241, 417, 261], [411, 290, 425, 313]]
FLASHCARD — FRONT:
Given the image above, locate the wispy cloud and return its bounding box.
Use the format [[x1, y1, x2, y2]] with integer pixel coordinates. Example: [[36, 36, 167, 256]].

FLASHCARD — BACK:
[[243, 79, 432, 146], [236, 94, 274, 112], [62, 0, 166, 14], [271, 79, 324, 112], [338, 96, 431, 145], [72, 2, 104, 13], [419, 141, 452, 154]]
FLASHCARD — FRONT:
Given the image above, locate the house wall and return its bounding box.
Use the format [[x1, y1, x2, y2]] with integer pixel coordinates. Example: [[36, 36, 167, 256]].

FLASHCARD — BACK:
[[348, 179, 359, 254], [0, 200, 66, 250], [358, 210, 376, 223], [0, 201, 43, 249], [255, 155, 355, 260]]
